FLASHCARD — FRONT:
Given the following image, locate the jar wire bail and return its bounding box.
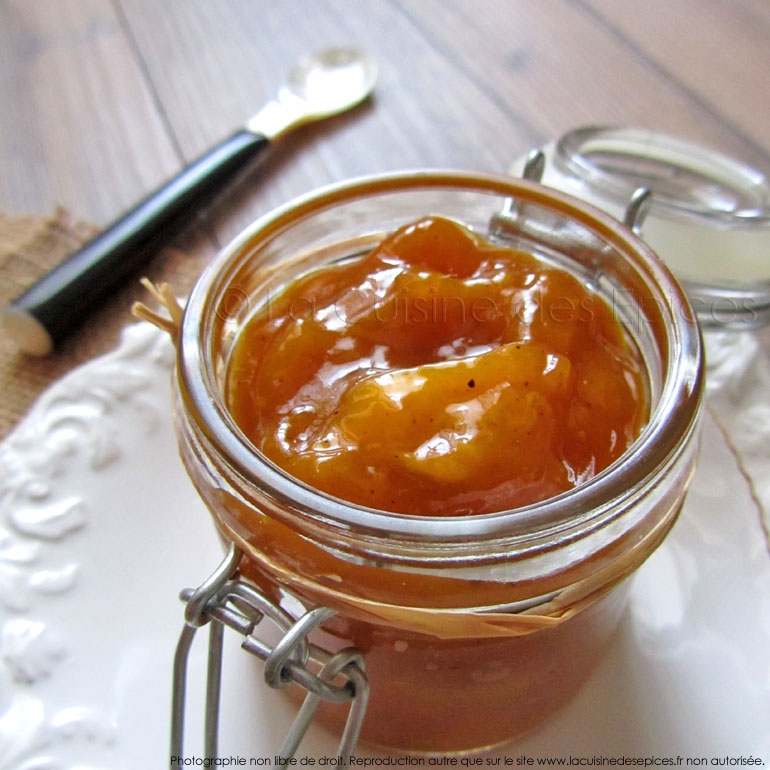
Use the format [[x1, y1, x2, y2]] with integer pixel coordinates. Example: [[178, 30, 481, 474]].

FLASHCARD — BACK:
[[169, 541, 370, 766]]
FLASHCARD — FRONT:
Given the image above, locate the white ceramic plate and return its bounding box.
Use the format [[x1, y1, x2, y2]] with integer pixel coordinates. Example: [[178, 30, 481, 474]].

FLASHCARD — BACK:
[[1, 323, 769, 769]]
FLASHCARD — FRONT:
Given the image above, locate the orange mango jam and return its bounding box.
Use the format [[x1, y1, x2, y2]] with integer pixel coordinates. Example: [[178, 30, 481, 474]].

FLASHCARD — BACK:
[[227, 216, 648, 515]]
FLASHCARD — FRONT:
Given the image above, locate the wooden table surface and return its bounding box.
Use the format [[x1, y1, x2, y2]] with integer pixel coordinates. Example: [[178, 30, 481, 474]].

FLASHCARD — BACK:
[[1, 0, 769, 432], [2, 5, 770, 762]]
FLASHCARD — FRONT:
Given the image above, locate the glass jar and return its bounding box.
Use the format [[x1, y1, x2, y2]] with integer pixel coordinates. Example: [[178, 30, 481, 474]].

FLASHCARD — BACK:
[[172, 171, 704, 753]]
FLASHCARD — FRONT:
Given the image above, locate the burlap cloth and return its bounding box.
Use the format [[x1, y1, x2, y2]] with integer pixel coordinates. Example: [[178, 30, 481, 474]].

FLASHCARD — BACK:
[[0, 208, 209, 441]]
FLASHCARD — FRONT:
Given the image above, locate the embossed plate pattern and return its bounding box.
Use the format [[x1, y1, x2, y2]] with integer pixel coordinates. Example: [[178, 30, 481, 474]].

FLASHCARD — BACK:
[[0, 323, 768, 768]]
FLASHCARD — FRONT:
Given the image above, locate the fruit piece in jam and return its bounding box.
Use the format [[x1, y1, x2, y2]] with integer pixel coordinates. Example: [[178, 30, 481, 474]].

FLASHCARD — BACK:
[[227, 216, 648, 515]]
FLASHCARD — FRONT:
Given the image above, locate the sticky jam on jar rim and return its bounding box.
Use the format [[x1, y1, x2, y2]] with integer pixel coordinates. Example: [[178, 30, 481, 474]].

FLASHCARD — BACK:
[[226, 215, 649, 516]]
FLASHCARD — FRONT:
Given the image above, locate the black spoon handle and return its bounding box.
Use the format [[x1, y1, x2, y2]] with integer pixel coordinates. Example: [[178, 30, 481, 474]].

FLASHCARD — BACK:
[[4, 127, 269, 354]]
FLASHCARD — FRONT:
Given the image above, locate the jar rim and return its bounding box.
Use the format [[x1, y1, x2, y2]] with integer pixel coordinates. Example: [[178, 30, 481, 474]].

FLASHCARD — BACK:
[[177, 169, 704, 547]]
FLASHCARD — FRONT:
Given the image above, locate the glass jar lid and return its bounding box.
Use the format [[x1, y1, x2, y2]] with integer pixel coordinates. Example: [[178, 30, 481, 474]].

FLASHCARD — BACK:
[[512, 126, 770, 328]]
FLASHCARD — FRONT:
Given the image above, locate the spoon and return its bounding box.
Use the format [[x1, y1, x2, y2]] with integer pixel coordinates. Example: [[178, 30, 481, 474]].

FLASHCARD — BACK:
[[3, 46, 378, 355]]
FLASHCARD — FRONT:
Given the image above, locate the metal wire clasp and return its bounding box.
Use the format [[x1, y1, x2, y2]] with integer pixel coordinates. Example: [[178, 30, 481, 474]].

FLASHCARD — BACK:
[[170, 543, 369, 766]]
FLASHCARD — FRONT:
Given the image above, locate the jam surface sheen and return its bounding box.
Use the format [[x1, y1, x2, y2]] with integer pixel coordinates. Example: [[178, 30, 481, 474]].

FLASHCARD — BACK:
[[227, 216, 648, 516]]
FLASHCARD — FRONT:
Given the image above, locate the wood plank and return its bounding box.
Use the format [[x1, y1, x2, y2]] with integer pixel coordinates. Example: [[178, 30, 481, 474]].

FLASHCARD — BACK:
[[115, 0, 544, 245], [0, 0, 216, 430], [0, 0, 183, 224], [579, 0, 770, 164], [398, 0, 770, 172]]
